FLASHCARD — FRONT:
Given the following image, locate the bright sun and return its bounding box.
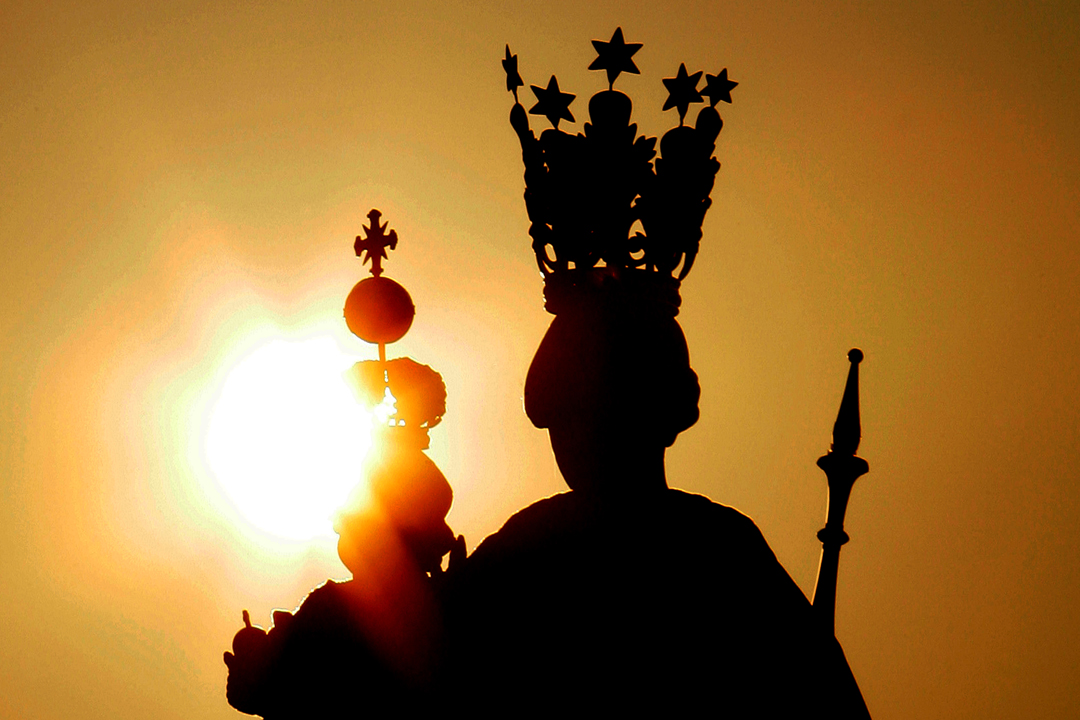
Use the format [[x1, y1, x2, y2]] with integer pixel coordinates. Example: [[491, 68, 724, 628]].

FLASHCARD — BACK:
[[205, 336, 373, 541]]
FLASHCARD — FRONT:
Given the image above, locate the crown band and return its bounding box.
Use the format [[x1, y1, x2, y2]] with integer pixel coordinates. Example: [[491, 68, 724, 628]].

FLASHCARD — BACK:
[[542, 267, 682, 317]]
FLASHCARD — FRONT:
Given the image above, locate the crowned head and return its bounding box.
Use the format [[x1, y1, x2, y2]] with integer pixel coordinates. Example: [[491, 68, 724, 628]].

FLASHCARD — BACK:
[[505, 31, 736, 494]]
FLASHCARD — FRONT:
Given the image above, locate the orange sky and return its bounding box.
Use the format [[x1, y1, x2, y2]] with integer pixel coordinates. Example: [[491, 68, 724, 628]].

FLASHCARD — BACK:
[[2, 2, 1078, 717]]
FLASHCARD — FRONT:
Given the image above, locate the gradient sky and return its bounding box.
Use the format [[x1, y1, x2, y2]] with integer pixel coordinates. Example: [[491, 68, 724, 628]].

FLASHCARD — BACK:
[[2, 1, 1078, 718]]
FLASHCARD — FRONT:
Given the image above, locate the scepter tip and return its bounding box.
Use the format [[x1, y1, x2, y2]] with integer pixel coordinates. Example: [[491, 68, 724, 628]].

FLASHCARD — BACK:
[[831, 349, 863, 456]]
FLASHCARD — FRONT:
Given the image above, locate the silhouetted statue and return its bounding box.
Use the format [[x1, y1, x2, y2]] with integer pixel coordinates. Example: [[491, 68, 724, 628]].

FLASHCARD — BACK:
[[224, 30, 873, 717], [437, 32, 870, 716]]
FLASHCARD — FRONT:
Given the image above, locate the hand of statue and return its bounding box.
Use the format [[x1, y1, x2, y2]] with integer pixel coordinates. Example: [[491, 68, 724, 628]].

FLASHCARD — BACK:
[[224, 610, 270, 715]]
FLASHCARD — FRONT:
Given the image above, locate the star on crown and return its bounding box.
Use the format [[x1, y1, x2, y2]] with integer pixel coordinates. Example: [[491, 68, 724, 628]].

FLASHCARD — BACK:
[[589, 27, 642, 89], [528, 75, 575, 129]]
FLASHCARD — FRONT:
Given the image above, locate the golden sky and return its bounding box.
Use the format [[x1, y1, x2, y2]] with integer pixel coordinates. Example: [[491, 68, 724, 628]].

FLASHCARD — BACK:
[[2, 1, 1078, 717]]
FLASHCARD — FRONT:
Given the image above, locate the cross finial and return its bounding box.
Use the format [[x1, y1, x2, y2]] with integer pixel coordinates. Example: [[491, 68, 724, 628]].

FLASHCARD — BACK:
[[354, 209, 399, 277]]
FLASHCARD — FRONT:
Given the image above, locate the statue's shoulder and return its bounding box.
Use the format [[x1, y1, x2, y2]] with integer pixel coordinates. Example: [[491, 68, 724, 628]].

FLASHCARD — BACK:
[[293, 579, 349, 616], [463, 492, 582, 568], [464, 488, 775, 570], [269, 579, 362, 644], [663, 487, 757, 522], [663, 488, 773, 538]]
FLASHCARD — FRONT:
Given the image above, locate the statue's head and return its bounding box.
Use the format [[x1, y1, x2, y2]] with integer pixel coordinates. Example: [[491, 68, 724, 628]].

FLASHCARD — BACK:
[[524, 293, 700, 493], [505, 33, 735, 495]]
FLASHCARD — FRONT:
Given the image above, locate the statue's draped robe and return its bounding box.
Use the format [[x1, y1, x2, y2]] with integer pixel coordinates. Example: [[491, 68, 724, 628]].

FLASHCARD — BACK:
[[443, 489, 870, 717]]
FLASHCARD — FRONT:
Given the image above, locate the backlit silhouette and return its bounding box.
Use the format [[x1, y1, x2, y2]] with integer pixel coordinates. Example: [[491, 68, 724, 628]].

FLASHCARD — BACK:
[[439, 30, 870, 716], [225, 29, 872, 718]]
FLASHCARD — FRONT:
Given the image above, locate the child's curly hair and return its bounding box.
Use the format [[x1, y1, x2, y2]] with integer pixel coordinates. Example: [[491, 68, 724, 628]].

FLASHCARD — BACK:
[[346, 358, 446, 430]]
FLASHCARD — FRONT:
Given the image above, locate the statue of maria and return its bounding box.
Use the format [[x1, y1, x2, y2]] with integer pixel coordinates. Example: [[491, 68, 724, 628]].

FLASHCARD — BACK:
[[441, 290, 870, 716]]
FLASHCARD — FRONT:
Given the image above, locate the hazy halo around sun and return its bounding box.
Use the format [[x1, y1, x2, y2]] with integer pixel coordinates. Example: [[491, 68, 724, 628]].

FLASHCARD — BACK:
[[205, 335, 374, 541]]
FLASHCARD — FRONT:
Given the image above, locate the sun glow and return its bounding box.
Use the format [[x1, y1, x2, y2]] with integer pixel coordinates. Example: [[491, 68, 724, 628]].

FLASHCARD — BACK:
[[205, 335, 374, 540]]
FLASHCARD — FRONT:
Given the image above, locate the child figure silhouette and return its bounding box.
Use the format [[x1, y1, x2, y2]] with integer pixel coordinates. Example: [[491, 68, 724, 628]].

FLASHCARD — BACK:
[[225, 360, 464, 718]]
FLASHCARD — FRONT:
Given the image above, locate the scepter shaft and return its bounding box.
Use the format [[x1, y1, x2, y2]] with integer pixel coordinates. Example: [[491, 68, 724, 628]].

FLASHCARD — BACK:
[[811, 349, 869, 635]]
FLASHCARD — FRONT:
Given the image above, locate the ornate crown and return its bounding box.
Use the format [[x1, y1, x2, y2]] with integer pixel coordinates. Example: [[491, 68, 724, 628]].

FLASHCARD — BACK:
[[504, 28, 736, 316]]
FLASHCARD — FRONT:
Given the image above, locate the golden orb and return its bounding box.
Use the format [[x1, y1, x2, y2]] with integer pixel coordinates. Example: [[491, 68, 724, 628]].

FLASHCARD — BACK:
[[344, 276, 415, 344]]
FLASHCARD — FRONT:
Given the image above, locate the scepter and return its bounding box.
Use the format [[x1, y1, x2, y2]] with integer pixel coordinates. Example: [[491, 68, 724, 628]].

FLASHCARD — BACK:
[[811, 348, 869, 635]]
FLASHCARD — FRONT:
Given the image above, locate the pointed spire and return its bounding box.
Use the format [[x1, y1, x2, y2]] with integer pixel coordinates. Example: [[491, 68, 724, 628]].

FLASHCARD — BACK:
[[830, 348, 863, 456]]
